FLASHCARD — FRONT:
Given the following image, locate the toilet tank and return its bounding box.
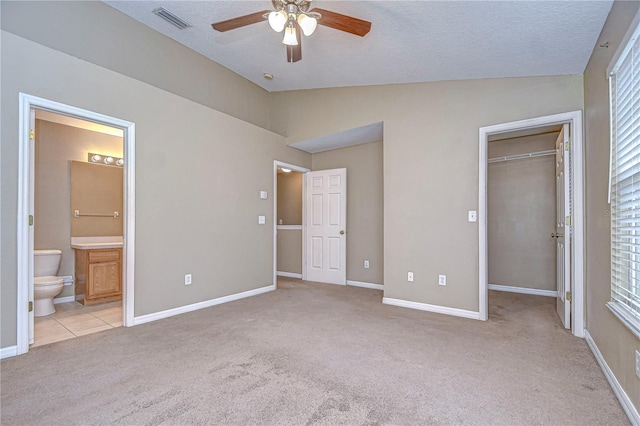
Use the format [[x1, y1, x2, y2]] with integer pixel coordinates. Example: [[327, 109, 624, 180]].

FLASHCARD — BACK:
[[34, 249, 62, 277]]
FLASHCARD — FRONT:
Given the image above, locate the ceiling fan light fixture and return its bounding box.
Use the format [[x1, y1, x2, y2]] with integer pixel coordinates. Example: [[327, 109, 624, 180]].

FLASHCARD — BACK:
[[297, 14, 317, 36], [282, 25, 298, 46], [268, 10, 288, 32]]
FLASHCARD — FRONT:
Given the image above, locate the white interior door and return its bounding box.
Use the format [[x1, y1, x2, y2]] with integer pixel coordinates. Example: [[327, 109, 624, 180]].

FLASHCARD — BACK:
[[305, 168, 347, 285], [555, 124, 571, 329], [29, 108, 36, 344]]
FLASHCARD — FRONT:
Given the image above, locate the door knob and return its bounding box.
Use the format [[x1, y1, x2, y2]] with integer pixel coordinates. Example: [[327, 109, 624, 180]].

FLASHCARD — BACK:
[[340, 230, 345, 235]]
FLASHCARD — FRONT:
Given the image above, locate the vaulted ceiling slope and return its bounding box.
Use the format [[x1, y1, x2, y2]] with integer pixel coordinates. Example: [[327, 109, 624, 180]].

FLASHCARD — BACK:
[[104, 1, 613, 92]]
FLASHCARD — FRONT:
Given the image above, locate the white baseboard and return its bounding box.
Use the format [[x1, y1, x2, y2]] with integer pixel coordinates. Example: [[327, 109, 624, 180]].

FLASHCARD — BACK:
[[276, 271, 302, 279], [488, 284, 557, 298], [382, 297, 481, 320], [54, 296, 76, 304], [0, 345, 18, 359], [133, 284, 275, 326], [584, 330, 639, 425], [347, 280, 384, 291]]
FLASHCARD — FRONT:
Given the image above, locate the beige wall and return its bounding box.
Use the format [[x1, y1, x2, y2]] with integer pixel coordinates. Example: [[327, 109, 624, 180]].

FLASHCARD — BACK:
[[276, 76, 583, 310], [277, 230, 302, 274], [584, 0, 640, 411], [277, 172, 302, 225], [0, 1, 281, 135], [312, 141, 384, 285], [488, 134, 557, 291], [34, 119, 123, 299], [0, 30, 311, 347]]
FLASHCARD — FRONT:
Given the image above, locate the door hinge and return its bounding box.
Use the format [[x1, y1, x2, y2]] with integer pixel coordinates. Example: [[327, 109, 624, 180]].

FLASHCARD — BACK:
[[29, 215, 34, 226], [28, 301, 33, 312], [29, 129, 35, 140], [564, 141, 571, 151], [566, 291, 572, 302], [565, 215, 572, 226]]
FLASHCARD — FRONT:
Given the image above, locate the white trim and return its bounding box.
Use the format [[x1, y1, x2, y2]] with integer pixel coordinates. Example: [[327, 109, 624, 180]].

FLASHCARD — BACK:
[[0, 346, 18, 360], [347, 280, 384, 291], [277, 271, 303, 279], [584, 330, 640, 425], [488, 284, 557, 298], [273, 160, 310, 289], [277, 225, 303, 230], [133, 284, 275, 325], [17, 93, 136, 356], [607, 8, 640, 76], [382, 297, 481, 320], [479, 111, 585, 337], [53, 296, 76, 304]]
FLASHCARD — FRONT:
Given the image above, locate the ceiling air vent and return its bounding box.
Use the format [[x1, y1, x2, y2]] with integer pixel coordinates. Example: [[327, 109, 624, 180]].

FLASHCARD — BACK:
[[152, 7, 192, 29]]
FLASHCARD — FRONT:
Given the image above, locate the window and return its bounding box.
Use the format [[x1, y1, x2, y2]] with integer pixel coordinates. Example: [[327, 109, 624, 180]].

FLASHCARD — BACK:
[[608, 19, 640, 339]]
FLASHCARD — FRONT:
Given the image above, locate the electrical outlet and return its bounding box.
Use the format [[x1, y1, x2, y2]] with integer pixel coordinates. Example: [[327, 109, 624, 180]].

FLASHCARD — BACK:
[[185, 274, 192, 285], [636, 350, 640, 379], [408, 272, 414, 282], [364, 260, 370, 269], [439, 275, 447, 286]]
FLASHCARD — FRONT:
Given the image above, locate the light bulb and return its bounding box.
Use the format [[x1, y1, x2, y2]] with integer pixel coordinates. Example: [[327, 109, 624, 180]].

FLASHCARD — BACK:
[[297, 14, 317, 36], [268, 10, 287, 32], [91, 154, 101, 162], [116, 158, 124, 167], [282, 25, 298, 46], [104, 156, 114, 165], [280, 167, 292, 173]]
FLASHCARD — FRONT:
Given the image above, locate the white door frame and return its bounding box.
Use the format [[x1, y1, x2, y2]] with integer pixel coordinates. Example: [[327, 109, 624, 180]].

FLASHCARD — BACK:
[[478, 110, 584, 337], [273, 160, 310, 286], [16, 93, 136, 355]]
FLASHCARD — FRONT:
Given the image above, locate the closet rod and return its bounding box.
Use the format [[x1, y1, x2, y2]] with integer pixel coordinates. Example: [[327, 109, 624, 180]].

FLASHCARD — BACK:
[[488, 149, 556, 164]]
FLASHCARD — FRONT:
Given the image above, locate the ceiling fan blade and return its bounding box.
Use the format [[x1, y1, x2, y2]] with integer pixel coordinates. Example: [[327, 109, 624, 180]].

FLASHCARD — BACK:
[[313, 8, 371, 37], [211, 10, 270, 32], [286, 26, 302, 63]]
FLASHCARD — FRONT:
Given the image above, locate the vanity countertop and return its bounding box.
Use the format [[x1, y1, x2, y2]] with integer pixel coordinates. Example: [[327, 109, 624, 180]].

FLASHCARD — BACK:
[[71, 236, 123, 250]]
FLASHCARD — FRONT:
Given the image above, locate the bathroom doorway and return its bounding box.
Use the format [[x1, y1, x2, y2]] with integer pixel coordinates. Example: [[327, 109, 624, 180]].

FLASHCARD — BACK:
[[32, 110, 124, 347], [273, 161, 309, 286], [16, 93, 136, 356]]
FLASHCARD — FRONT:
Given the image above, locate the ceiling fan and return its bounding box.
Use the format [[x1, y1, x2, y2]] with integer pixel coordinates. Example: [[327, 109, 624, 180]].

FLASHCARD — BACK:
[[211, 0, 371, 63]]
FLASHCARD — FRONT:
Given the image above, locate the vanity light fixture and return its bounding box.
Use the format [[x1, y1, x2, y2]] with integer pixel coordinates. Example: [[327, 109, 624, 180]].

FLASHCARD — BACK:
[[88, 152, 124, 167]]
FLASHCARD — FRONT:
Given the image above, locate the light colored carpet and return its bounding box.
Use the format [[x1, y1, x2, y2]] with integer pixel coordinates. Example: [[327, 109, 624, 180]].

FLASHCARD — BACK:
[[1, 278, 628, 425]]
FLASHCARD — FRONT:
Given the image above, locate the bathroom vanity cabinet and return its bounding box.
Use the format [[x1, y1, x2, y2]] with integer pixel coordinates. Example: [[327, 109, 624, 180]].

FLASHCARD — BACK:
[[74, 248, 122, 305]]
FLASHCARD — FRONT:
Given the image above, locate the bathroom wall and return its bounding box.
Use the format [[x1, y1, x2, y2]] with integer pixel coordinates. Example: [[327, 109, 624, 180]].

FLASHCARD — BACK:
[[70, 161, 123, 237], [487, 133, 558, 291], [35, 119, 123, 299], [277, 172, 302, 225]]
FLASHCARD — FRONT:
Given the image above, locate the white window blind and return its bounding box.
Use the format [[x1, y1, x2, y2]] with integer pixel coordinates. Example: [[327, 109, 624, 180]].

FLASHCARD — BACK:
[[609, 21, 640, 338]]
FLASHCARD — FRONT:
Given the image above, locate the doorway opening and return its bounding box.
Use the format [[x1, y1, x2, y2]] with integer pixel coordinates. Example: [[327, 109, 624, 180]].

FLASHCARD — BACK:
[[275, 165, 306, 280], [273, 161, 309, 287], [16, 93, 136, 356], [479, 111, 584, 337]]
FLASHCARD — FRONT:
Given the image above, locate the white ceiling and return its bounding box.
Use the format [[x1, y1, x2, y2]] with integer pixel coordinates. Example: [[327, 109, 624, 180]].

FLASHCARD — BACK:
[[104, 1, 613, 93]]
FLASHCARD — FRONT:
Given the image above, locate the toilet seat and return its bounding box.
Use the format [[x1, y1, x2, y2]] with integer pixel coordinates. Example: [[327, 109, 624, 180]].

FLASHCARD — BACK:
[[34, 276, 64, 288]]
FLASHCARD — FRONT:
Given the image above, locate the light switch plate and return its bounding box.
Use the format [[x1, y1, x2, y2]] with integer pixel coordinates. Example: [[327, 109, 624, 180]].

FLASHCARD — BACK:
[[364, 260, 370, 269], [439, 275, 447, 286], [184, 274, 192, 285], [260, 191, 268, 200], [408, 272, 414, 282], [258, 215, 266, 225], [468, 211, 477, 222]]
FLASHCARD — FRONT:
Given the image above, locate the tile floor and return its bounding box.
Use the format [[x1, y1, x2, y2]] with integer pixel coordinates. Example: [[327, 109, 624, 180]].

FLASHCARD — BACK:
[[32, 301, 122, 347]]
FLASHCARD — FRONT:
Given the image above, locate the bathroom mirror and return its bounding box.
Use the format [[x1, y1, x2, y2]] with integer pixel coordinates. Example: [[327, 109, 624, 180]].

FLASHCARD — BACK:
[[70, 161, 123, 237]]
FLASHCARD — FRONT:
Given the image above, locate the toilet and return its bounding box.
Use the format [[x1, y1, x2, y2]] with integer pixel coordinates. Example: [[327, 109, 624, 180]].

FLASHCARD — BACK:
[[34, 249, 65, 317]]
